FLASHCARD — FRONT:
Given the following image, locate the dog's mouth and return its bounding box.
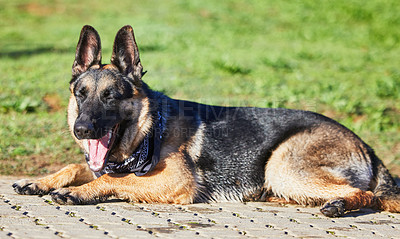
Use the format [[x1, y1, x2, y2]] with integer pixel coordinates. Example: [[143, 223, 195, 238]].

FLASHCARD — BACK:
[[86, 124, 120, 172]]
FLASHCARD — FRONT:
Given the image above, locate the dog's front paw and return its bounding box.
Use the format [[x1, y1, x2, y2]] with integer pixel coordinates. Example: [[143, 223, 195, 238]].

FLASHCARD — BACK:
[[13, 179, 52, 195], [50, 188, 83, 205], [50, 187, 103, 205], [320, 198, 345, 217]]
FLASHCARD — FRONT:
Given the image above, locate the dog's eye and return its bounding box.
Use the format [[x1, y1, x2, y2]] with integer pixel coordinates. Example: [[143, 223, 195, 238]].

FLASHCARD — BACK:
[[76, 88, 87, 99], [102, 89, 112, 99]]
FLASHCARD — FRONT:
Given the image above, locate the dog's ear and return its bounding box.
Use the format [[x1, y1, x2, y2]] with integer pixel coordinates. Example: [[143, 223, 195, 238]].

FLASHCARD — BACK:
[[72, 25, 102, 79], [111, 25, 144, 86]]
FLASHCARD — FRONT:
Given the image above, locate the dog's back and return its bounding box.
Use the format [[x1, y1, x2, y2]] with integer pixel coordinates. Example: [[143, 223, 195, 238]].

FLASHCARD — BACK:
[[167, 101, 373, 203]]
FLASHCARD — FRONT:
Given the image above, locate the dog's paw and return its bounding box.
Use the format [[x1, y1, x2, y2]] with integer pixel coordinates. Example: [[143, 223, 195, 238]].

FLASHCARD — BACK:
[[12, 179, 52, 195], [50, 187, 103, 205], [50, 188, 83, 205], [320, 198, 345, 217]]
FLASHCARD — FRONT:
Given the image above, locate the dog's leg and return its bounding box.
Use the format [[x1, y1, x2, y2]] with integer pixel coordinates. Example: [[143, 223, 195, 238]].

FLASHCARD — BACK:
[[13, 163, 95, 195], [266, 158, 378, 218], [50, 155, 197, 205], [264, 125, 380, 217], [320, 190, 375, 217], [266, 169, 376, 217]]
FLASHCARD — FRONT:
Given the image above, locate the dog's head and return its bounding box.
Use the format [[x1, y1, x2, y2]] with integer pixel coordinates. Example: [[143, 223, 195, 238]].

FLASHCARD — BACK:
[[68, 25, 153, 172]]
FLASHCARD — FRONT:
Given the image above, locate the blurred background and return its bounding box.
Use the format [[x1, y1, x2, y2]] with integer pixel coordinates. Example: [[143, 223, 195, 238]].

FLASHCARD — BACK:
[[0, 0, 399, 177]]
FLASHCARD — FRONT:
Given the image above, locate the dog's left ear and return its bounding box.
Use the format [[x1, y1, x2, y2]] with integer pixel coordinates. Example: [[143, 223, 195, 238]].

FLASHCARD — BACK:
[[111, 25, 144, 86], [72, 25, 102, 79]]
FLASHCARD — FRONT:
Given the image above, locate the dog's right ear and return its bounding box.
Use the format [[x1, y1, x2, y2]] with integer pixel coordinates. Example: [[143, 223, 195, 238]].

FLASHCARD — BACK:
[[72, 25, 102, 80]]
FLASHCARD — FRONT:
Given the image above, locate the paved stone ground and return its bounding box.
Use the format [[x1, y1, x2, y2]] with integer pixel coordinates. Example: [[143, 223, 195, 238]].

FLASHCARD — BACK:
[[1, 179, 400, 238]]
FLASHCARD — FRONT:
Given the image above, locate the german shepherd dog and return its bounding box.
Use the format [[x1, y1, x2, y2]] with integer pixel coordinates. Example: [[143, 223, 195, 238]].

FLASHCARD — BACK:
[[13, 25, 400, 217]]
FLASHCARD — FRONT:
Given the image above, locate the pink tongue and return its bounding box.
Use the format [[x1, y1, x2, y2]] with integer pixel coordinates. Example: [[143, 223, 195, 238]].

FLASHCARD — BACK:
[[88, 133, 111, 172]]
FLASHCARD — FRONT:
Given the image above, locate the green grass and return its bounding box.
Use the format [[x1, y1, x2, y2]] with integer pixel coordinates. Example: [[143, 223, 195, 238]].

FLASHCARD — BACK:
[[0, 0, 399, 176]]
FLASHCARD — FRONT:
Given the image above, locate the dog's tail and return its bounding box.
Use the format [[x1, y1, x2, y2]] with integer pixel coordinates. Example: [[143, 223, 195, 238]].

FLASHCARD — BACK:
[[371, 155, 400, 212]]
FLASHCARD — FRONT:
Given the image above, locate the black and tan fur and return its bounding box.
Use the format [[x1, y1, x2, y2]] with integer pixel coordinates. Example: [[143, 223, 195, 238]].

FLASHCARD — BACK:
[[13, 25, 400, 217]]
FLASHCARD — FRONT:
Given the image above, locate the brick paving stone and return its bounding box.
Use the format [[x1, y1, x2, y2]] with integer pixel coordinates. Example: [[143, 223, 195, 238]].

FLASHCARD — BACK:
[[0, 217, 59, 239], [0, 231, 14, 238]]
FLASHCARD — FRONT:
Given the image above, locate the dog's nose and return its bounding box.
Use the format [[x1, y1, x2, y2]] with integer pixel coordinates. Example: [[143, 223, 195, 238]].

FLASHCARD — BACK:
[[74, 122, 95, 139]]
